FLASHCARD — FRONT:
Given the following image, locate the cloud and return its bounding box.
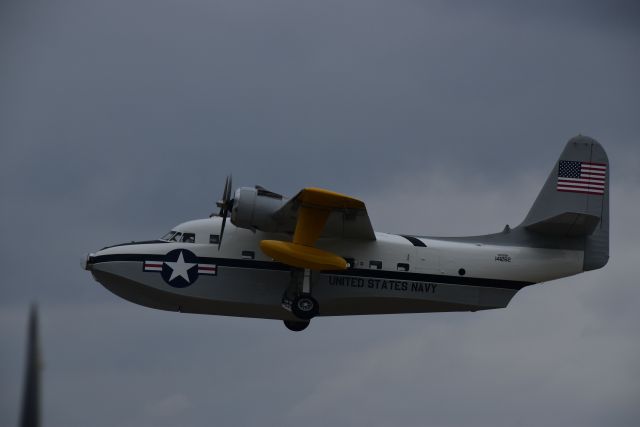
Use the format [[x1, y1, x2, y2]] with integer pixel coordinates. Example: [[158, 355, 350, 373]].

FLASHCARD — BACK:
[[144, 393, 192, 419]]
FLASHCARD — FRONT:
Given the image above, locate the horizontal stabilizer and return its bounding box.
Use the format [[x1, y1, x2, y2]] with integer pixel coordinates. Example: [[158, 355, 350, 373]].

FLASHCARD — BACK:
[[525, 212, 600, 237]]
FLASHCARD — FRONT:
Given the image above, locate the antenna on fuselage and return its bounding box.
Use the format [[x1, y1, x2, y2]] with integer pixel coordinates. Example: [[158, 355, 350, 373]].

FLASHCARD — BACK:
[[19, 304, 41, 427]]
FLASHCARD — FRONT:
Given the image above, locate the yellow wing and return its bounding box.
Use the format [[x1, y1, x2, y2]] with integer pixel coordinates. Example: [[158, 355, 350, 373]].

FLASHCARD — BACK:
[[271, 188, 376, 240], [261, 188, 376, 270]]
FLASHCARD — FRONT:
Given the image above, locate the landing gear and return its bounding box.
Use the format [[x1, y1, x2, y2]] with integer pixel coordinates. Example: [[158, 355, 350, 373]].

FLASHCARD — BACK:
[[291, 294, 319, 320], [282, 268, 320, 325], [283, 319, 310, 332]]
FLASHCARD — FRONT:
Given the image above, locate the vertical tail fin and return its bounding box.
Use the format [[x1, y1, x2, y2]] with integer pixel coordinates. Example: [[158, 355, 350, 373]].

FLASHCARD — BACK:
[[520, 135, 609, 271]]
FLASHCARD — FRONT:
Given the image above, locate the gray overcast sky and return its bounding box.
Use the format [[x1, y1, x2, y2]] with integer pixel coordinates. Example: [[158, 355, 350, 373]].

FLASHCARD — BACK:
[[1, 0, 639, 426]]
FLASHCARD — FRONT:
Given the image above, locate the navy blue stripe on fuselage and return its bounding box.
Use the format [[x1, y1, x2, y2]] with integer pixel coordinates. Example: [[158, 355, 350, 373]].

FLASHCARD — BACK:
[[325, 268, 531, 290], [90, 253, 291, 271], [89, 254, 533, 290]]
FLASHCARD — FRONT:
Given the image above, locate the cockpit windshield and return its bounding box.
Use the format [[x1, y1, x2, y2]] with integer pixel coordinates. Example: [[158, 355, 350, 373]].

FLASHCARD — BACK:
[[161, 231, 177, 241], [160, 231, 195, 243]]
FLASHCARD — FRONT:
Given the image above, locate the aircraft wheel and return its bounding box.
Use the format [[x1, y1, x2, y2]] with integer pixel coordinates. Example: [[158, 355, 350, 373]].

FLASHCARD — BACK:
[[291, 294, 319, 320], [283, 320, 310, 332]]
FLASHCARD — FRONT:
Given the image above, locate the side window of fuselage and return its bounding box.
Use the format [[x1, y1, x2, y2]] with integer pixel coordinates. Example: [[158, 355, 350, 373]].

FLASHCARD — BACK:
[[397, 263, 410, 272], [181, 233, 195, 243], [369, 260, 382, 270]]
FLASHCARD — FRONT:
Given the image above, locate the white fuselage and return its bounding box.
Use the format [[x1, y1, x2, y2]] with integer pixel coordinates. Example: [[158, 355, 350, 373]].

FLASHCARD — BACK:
[[85, 217, 584, 321]]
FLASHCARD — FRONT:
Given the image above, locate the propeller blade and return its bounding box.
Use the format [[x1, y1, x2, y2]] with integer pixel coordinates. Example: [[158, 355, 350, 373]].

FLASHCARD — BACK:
[[217, 174, 233, 251], [217, 175, 229, 216], [212, 175, 231, 217], [218, 212, 227, 251]]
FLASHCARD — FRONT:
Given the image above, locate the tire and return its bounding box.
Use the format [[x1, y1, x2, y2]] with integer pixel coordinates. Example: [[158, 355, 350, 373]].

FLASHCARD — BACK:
[[291, 294, 319, 320], [283, 320, 310, 332]]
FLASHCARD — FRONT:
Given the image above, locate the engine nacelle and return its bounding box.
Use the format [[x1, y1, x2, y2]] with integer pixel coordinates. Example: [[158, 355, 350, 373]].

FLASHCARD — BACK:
[[231, 186, 288, 232]]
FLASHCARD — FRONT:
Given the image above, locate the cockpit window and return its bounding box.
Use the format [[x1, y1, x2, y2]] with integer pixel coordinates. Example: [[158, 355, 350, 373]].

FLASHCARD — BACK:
[[161, 230, 195, 243], [181, 233, 195, 243], [161, 231, 177, 241]]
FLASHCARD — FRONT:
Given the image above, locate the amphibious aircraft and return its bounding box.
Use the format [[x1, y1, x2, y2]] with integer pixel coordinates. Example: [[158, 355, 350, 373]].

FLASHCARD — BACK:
[[83, 135, 609, 331]]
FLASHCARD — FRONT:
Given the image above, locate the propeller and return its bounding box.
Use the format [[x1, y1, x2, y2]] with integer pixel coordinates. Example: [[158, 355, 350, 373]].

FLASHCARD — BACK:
[[214, 175, 233, 250]]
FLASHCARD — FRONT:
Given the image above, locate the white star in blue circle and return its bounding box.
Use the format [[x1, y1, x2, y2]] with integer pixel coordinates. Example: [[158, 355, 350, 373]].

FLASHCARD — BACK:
[[161, 249, 199, 288]]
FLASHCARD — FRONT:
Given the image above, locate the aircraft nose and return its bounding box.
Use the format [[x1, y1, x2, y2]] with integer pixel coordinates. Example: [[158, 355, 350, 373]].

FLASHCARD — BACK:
[[81, 253, 94, 271]]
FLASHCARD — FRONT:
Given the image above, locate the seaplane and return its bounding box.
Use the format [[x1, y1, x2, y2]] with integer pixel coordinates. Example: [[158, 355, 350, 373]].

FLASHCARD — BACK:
[[83, 135, 609, 331]]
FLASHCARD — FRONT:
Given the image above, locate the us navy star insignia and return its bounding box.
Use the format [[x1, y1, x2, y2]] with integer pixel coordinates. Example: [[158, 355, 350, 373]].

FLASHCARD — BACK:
[[165, 251, 196, 282], [158, 249, 200, 288], [143, 249, 216, 287]]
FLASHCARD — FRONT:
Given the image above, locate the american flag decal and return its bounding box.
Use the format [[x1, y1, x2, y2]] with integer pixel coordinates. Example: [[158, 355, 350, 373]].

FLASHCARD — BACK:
[[556, 160, 606, 195]]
